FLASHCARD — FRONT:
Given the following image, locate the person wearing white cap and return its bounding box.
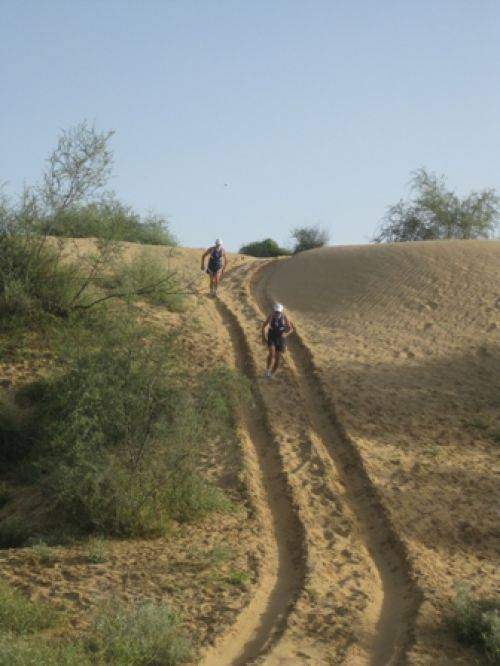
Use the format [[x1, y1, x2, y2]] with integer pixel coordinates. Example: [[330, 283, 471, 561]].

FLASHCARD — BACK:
[[201, 238, 227, 296], [261, 302, 294, 378]]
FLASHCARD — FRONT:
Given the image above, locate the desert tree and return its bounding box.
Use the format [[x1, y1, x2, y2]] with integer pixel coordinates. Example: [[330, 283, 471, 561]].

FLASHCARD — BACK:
[[0, 123, 187, 320], [40, 120, 115, 215], [373, 168, 500, 243], [291, 225, 329, 253], [239, 238, 291, 257]]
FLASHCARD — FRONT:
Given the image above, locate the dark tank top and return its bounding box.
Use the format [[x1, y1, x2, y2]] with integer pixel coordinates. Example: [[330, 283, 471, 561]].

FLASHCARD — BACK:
[[269, 313, 288, 337], [208, 247, 223, 270]]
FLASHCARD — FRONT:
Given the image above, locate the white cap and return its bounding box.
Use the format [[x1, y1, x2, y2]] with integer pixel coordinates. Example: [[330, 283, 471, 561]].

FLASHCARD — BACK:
[[215, 238, 222, 246], [273, 302, 284, 313]]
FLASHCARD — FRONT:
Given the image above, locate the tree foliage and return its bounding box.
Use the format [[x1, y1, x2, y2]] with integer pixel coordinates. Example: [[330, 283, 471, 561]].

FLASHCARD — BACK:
[[373, 168, 500, 243], [41, 201, 177, 246], [40, 121, 114, 214], [239, 238, 290, 257], [2, 121, 176, 246], [291, 225, 329, 253]]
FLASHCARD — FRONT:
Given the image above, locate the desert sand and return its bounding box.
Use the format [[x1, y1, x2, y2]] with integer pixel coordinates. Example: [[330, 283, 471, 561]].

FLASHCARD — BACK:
[[1, 239, 498, 664], [200, 240, 499, 664]]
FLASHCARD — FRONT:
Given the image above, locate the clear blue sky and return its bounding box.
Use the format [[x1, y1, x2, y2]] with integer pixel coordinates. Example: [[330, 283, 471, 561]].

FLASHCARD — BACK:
[[2, 1, 499, 251]]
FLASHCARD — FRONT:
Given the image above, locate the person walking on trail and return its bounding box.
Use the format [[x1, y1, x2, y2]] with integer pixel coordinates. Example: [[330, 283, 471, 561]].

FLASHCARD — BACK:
[[262, 302, 294, 378], [201, 238, 227, 297]]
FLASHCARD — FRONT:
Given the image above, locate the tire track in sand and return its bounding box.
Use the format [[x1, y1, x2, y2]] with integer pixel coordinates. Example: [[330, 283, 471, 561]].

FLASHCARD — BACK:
[[201, 289, 307, 666], [252, 260, 422, 665]]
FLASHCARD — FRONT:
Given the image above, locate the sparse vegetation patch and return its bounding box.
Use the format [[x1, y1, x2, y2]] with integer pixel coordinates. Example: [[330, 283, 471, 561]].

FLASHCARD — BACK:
[[0, 579, 58, 635], [451, 586, 500, 664]]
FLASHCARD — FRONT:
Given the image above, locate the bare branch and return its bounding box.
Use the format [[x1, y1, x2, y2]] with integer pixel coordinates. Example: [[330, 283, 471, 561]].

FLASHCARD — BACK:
[[40, 121, 115, 214]]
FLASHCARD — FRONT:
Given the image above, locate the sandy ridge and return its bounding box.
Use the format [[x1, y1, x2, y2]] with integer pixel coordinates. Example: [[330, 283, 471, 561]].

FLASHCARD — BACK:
[[265, 241, 500, 663]]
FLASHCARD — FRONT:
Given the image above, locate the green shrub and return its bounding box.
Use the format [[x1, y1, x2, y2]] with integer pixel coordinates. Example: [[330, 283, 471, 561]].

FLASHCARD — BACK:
[[227, 570, 250, 588], [291, 225, 329, 253], [85, 601, 191, 665], [108, 248, 186, 311], [0, 516, 31, 549], [12, 319, 248, 537], [451, 586, 500, 663], [86, 536, 108, 564], [33, 324, 182, 535], [0, 229, 183, 332], [239, 238, 290, 257], [0, 601, 191, 665], [0, 636, 87, 666], [27, 541, 58, 566], [164, 472, 231, 524], [0, 580, 58, 634], [373, 168, 499, 243], [0, 235, 77, 322], [42, 202, 177, 246]]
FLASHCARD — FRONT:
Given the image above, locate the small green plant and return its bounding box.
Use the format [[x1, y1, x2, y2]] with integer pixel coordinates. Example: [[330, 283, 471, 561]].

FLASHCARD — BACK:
[[85, 601, 191, 664], [0, 515, 31, 549], [108, 248, 187, 311], [467, 418, 489, 431], [86, 537, 108, 564], [451, 585, 500, 663], [0, 636, 87, 666], [0, 579, 58, 634], [227, 570, 250, 588], [208, 546, 233, 567], [423, 443, 440, 457], [28, 541, 58, 566]]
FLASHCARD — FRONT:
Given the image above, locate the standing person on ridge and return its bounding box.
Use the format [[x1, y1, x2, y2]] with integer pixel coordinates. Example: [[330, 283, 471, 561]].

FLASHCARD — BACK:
[[262, 302, 294, 378], [201, 238, 227, 297]]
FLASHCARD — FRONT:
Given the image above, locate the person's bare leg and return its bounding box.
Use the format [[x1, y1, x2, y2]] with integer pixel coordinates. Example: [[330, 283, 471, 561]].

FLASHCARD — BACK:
[[265, 347, 275, 378], [213, 271, 221, 295], [267, 348, 274, 371], [209, 273, 215, 295], [272, 350, 281, 375]]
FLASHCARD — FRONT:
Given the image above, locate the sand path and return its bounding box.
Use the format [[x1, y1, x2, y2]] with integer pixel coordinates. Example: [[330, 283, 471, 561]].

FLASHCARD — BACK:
[[201, 282, 306, 665], [201, 260, 421, 665]]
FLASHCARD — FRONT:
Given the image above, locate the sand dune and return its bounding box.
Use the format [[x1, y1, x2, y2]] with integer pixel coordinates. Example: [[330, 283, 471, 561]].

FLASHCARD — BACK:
[[264, 239, 500, 661], [2, 237, 498, 664]]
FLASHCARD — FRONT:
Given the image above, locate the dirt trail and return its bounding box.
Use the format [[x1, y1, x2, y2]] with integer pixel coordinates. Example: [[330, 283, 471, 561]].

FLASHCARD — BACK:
[[201, 288, 307, 665], [201, 260, 421, 665]]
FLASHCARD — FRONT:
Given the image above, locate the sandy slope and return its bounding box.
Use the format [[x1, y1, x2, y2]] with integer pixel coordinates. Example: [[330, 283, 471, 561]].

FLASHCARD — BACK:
[[203, 261, 420, 665], [263, 240, 500, 662], [3, 238, 498, 664]]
